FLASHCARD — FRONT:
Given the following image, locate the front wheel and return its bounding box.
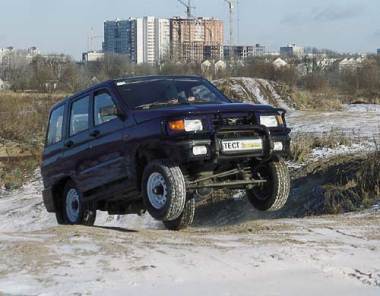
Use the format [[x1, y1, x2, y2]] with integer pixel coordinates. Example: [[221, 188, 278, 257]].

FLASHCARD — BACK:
[[142, 159, 186, 221], [56, 181, 96, 226], [246, 159, 290, 211], [163, 197, 196, 231]]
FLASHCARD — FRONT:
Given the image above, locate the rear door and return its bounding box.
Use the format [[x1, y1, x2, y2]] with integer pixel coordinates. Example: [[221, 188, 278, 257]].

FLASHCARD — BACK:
[[84, 88, 128, 188], [41, 103, 67, 189], [62, 94, 94, 192]]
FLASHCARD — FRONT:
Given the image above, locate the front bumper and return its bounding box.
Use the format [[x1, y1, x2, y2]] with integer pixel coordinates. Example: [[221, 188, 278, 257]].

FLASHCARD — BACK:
[[163, 125, 291, 163]]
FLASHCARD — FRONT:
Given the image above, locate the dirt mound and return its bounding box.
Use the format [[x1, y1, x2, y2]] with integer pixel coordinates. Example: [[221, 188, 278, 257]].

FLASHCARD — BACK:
[[213, 77, 296, 110]]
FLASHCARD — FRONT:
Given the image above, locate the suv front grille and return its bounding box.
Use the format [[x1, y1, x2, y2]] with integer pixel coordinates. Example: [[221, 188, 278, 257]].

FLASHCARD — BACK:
[[212, 113, 257, 130], [212, 113, 259, 139]]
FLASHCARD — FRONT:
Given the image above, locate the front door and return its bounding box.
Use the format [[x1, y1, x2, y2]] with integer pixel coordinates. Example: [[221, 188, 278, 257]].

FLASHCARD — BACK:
[[84, 88, 128, 190]]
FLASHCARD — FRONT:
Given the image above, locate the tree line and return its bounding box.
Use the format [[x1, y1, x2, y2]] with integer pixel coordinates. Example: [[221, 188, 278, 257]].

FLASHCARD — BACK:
[[2, 53, 380, 100]]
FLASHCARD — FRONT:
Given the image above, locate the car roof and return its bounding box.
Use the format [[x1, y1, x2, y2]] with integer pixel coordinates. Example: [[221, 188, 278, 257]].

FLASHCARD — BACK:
[[49, 75, 204, 111], [114, 75, 203, 83]]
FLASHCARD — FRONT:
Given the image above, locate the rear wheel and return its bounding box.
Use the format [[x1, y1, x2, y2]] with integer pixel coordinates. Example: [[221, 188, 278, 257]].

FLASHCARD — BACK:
[[142, 159, 186, 221], [246, 158, 290, 211], [163, 197, 195, 231], [56, 181, 96, 226]]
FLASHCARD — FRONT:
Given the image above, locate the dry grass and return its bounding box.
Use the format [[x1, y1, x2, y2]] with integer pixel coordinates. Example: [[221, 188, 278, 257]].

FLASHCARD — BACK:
[[290, 131, 352, 163], [322, 148, 380, 214], [0, 91, 64, 189], [0, 158, 39, 190], [0, 92, 63, 149], [292, 89, 343, 111]]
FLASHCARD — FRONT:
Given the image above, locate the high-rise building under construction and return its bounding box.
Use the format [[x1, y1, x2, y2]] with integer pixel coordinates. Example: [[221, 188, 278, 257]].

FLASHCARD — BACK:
[[103, 16, 223, 64], [170, 17, 224, 63]]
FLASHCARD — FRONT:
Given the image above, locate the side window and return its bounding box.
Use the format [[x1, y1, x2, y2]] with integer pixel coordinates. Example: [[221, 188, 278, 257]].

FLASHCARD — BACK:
[[46, 105, 65, 146], [94, 91, 118, 126], [70, 96, 89, 136]]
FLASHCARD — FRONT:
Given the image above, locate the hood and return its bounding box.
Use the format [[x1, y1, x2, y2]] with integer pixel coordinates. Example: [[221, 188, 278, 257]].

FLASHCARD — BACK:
[[132, 103, 275, 124]]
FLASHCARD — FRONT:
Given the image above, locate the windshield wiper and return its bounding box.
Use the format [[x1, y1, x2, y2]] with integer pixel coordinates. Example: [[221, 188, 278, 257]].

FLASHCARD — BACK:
[[135, 101, 171, 110]]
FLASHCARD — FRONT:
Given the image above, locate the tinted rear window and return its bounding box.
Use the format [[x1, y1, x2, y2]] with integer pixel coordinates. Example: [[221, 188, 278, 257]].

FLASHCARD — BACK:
[[46, 105, 65, 146]]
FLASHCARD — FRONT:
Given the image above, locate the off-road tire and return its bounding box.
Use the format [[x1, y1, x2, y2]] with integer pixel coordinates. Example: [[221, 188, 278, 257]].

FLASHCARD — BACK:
[[246, 158, 290, 211], [58, 181, 96, 226], [55, 210, 65, 225], [163, 197, 195, 231], [142, 159, 186, 221]]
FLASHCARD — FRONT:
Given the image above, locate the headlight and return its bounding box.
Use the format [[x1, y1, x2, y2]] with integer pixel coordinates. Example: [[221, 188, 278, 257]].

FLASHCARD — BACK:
[[168, 119, 203, 132], [260, 115, 280, 128], [184, 119, 203, 132]]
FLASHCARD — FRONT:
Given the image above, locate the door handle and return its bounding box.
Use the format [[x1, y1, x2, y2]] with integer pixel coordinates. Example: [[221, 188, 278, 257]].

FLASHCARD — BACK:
[[64, 140, 74, 148], [90, 130, 100, 138]]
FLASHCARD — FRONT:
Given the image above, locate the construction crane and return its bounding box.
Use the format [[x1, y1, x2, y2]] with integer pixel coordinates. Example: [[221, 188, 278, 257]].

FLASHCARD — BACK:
[[177, 0, 195, 18], [87, 27, 103, 52], [224, 0, 237, 59]]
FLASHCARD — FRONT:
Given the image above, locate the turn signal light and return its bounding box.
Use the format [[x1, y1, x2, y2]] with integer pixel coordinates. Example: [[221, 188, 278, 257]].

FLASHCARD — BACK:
[[168, 119, 185, 131]]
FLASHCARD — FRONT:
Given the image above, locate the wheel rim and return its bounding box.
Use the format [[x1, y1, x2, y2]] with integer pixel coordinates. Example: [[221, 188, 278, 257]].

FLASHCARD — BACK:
[[147, 172, 168, 210], [66, 188, 81, 223]]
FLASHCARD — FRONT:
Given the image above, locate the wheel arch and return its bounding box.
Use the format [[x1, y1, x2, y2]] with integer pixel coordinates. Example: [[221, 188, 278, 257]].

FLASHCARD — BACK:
[[51, 176, 73, 212], [134, 143, 171, 191]]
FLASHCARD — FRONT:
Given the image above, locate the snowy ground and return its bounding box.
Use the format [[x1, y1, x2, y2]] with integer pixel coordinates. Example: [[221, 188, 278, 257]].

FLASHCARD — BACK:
[[0, 105, 380, 295], [0, 179, 379, 296], [288, 104, 380, 139]]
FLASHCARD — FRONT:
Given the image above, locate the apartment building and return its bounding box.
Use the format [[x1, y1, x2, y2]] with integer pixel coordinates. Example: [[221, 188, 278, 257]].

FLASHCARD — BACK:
[[280, 44, 305, 57], [103, 17, 170, 64]]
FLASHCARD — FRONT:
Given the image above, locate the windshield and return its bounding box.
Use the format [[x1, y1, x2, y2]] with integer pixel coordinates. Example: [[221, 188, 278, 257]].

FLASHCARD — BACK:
[[116, 78, 230, 110]]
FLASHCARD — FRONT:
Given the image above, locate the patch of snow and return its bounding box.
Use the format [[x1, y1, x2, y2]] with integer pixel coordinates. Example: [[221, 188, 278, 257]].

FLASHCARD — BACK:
[[288, 105, 380, 140], [311, 143, 375, 160], [345, 104, 380, 113]]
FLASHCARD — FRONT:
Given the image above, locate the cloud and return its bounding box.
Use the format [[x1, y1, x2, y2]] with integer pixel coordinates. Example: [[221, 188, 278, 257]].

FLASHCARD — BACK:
[[374, 29, 380, 37], [281, 4, 363, 25], [280, 14, 303, 26], [311, 5, 363, 22]]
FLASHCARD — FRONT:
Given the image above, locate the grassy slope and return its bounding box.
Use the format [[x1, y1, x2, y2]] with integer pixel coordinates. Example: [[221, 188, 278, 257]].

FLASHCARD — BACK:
[[0, 92, 64, 189]]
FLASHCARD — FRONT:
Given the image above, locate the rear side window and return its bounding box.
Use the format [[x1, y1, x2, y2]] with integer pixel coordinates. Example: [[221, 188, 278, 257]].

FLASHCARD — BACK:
[[94, 91, 117, 126], [70, 96, 89, 136], [46, 105, 65, 146]]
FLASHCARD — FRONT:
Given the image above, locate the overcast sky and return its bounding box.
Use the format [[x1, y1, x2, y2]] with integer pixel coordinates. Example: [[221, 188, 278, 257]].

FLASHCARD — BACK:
[[0, 0, 379, 59]]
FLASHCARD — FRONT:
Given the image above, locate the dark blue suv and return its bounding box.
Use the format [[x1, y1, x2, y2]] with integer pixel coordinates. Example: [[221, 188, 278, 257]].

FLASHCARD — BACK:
[[41, 76, 291, 230]]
